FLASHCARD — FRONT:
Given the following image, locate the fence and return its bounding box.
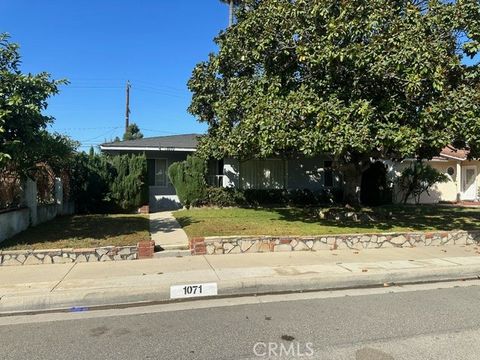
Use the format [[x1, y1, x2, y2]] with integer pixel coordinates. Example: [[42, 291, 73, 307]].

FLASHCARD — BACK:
[[0, 171, 22, 210], [0, 177, 74, 243]]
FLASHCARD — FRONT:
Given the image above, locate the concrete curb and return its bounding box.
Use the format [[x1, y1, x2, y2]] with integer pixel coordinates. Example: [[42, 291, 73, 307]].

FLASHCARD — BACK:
[[1, 264, 480, 314]]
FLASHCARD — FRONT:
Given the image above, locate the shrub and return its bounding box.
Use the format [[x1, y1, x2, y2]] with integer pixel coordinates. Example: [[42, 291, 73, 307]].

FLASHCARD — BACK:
[[201, 187, 244, 207], [242, 189, 288, 206], [110, 154, 148, 211], [287, 189, 317, 206], [396, 161, 448, 204], [168, 155, 207, 208], [197, 187, 345, 208], [69, 153, 147, 213], [318, 188, 344, 204]]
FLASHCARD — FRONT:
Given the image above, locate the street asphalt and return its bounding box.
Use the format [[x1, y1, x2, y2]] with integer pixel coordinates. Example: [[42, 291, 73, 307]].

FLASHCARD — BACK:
[[0, 282, 480, 359]]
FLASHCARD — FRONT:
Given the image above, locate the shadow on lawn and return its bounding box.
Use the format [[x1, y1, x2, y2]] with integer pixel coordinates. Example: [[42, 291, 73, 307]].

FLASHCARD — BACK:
[[175, 216, 201, 229], [257, 205, 480, 232], [0, 214, 150, 249]]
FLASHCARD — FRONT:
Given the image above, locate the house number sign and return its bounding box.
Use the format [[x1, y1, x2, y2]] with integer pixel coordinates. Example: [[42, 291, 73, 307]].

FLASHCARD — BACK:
[[170, 282, 218, 299]]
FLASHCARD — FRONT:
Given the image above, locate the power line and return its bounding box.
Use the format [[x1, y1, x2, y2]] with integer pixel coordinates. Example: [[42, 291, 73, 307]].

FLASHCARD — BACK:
[[49, 126, 121, 131], [68, 77, 186, 92], [79, 128, 121, 143], [67, 86, 124, 89]]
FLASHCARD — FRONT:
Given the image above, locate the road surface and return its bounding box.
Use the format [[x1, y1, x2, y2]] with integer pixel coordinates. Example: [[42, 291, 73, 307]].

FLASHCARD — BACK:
[[1, 281, 480, 359]]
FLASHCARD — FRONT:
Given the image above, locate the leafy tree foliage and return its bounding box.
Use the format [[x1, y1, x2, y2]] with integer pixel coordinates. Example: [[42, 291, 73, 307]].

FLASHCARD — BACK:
[[396, 161, 448, 204], [189, 0, 480, 202], [123, 123, 144, 141], [0, 33, 72, 174], [168, 155, 207, 208]]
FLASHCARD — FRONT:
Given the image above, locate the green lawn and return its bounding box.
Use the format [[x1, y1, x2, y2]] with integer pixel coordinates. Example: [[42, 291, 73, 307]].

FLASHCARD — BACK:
[[0, 214, 150, 250], [173, 205, 480, 238]]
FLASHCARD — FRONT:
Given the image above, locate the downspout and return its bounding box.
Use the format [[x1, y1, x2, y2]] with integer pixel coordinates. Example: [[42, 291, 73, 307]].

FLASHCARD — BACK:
[[456, 161, 462, 202]]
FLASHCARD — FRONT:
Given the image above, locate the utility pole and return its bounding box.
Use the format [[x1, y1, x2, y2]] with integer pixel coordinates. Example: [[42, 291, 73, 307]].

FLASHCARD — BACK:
[[229, 0, 234, 27], [125, 80, 131, 133]]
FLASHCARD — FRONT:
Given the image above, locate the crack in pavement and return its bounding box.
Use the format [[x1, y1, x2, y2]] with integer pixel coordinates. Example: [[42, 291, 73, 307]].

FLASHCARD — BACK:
[[50, 263, 77, 293]]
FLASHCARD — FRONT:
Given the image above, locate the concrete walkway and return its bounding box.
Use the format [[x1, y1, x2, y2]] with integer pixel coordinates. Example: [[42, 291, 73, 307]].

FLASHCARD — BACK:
[[149, 211, 189, 250], [1, 244, 480, 313]]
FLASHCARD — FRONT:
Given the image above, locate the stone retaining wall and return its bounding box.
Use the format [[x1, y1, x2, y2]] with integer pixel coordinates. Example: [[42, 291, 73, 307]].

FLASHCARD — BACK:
[[0, 246, 138, 266], [190, 230, 480, 255]]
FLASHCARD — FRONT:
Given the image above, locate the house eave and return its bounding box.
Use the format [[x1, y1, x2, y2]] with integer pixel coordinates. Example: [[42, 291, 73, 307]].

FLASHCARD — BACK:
[[439, 154, 467, 161], [100, 146, 196, 152]]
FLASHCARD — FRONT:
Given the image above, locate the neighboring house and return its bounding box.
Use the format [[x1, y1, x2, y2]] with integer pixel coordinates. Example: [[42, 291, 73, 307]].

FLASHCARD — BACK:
[[389, 146, 480, 204], [100, 135, 478, 210]]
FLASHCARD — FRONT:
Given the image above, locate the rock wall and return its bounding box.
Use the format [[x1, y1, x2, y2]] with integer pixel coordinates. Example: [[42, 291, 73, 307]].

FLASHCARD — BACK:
[[0, 246, 138, 266], [189, 230, 480, 255]]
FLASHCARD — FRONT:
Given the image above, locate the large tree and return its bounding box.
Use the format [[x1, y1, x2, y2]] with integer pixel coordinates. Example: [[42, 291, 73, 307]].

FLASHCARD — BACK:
[[0, 33, 73, 176], [188, 0, 480, 202]]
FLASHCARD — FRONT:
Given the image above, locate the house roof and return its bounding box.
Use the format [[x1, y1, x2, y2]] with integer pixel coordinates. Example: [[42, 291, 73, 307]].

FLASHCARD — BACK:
[[100, 133, 200, 152], [439, 145, 469, 161]]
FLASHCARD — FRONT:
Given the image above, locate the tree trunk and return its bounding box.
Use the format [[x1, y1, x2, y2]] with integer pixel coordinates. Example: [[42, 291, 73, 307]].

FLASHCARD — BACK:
[[341, 163, 363, 206]]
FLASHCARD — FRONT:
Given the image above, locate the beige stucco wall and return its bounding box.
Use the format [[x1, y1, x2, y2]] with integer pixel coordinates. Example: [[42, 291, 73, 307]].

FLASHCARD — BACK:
[[392, 160, 459, 204], [392, 159, 480, 204], [419, 160, 458, 203]]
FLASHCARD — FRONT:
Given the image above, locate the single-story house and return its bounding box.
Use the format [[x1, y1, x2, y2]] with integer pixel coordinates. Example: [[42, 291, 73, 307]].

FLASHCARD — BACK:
[[100, 135, 479, 210], [101, 134, 341, 211]]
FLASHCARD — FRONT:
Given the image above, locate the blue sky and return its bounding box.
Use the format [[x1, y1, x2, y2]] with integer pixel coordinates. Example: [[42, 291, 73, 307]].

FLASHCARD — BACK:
[[1, 1, 228, 149], [2, 1, 478, 151]]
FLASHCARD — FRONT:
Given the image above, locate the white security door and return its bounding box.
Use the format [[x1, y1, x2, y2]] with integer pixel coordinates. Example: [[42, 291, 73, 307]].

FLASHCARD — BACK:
[[461, 166, 477, 200]]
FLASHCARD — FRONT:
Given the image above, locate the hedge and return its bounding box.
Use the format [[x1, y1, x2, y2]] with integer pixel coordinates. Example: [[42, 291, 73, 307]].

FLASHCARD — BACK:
[[197, 187, 344, 208]]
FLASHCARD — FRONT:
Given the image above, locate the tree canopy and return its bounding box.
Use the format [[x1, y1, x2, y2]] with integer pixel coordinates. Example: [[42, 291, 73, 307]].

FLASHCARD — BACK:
[[123, 123, 144, 141], [189, 0, 480, 163], [0, 33, 75, 176]]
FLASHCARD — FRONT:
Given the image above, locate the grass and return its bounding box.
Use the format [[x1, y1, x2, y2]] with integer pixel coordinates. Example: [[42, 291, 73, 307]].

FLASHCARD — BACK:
[[0, 214, 150, 250], [173, 205, 480, 238]]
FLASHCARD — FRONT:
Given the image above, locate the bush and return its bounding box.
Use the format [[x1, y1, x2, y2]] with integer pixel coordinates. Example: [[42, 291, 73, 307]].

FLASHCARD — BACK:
[[197, 187, 345, 208], [396, 161, 448, 204], [168, 155, 207, 208], [110, 154, 148, 211], [317, 188, 344, 204], [242, 189, 288, 206], [69, 153, 147, 213], [201, 187, 244, 207], [287, 189, 316, 206]]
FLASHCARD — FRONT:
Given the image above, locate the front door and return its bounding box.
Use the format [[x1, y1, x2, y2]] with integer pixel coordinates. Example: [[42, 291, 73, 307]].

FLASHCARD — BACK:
[[462, 165, 477, 200]]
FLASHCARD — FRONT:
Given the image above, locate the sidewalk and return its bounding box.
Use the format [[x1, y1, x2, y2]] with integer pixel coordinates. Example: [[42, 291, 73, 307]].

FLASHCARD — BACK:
[[149, 211, 189, 250], [1, 245, 480, 313]]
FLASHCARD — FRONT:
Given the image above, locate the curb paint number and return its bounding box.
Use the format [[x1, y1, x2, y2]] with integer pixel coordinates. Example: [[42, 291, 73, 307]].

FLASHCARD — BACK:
[[170, 282, 218, 299]]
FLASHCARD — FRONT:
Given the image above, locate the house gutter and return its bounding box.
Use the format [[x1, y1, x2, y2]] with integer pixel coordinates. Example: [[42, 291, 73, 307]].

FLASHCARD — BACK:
[[439, 154, 467, 161], [99, 146, 196, 152]]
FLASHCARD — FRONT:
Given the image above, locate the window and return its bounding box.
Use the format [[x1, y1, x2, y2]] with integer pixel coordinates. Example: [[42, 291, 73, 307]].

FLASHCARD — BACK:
[[155, 159, 167, 187], [447, 167, 455, 176], [323, 161, 333, 187], [240, 159, 286, 189]]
